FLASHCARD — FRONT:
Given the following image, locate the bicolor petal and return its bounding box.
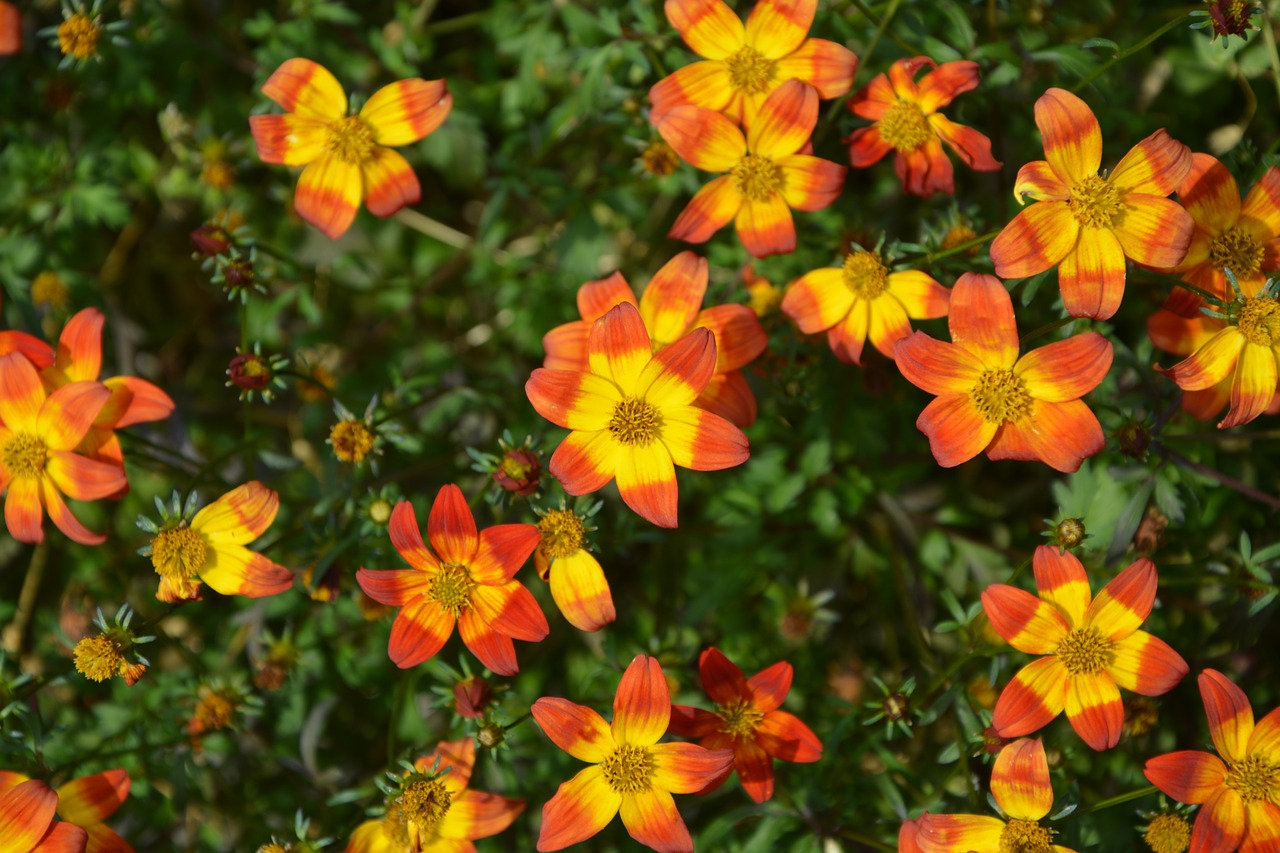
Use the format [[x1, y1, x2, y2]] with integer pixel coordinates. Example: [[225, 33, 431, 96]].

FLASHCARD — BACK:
[[549, 429, 618, 496], [199, 543, 293, 598], [1112, 196, 1194, 268], [457, 607, 520, 676], [1058, 226, 1127, 320], [0, 351, 47, 432], [470, 582, 548, 643], [827, 300, 870, 364], [361, 146, 422, 218], [660, 405, 748, 471], [1015, 333, 1112, 402], [536, 765, 621, 852], [744, 0, 815, 59], [387, 501, 440, 572], [294, 153, 361, 240], [916, 393, 997, 468], [1065, 671, 1124, 750], [546, 549, 615, 632], [526, 369, 622, 431], [755, 710, 822, 761], [248, 113, 328, 166], [1191, 786, 1246, 853], [982, 584, 1071, 653], [1084, 558, 1156, 641], [612, 654, 670, 747], [1021, 399, 1105, 474], [0, 779, 59, 852], [772, 38, 857, 99], [1035, 88, 1101, 185], [1145, 750, 1228, 804], [1108, 629, 1188, 696], [637, 328, 716, 408], [388, 597, 454, 669], [668, 176, 741, 244], [1108, 129, 1191, 197], [665, 0, 746, 61], [1160, 328, 1245, 391], [948, 273, 1020, 369], [990, 739, 1053, 821], [589, 303, 654, 396], [192, 481, 279, 545], [916, 813, 1007, 853], [639, 252, 708, 348], [360, 78, 451, 147], [693, 304, 766, 372], [748, 79, 817, 159], [532, 698, 616, 764], [356, 568, 431, 606], [656, 105, 745, 172], [990, 203, 1079, 279], [648, 61, 734, 123], [1221, 342, 1279, 429], [781, 268, 855, 334], [1200, 669, 1255, 764], [930, 114, 1000, 172], [1180, 152, 1243, 236], [649, 742, 735, 794], [427, 484, 479, 565], [260, 58, 347, 121], [1014, 160, 1072, 204], [56, 769, 128, 825], [894, 333, 984, 396], [471, 524, 540, 583], [747, 660, 793, 712], [992, 656, 1070, 738], [1031, 545, 1090, 628], [618, 787, 692, 853], [735, 195, 795, 259], [776, 154, 845, 211]]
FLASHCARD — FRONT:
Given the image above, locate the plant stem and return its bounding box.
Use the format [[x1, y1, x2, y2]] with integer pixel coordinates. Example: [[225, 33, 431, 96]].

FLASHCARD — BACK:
[[1020, 316, 1076, 346], [1073, 14, 1194, 92], [903, 229, 1001, 267], [1070, 784, 1158, 817], [1155, 442, 1280, 510]]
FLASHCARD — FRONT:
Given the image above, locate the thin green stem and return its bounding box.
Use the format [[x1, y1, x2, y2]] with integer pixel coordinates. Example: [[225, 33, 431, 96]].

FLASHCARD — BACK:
[[903, 229, 1001, 268], [1172, 279, 1225, 305], [815, 0, 906, 145], [1262, 0, 1280, 109], [1020, 316, 1076, 346], [1070, 784, 1158, 817], [1073, 13, 1195, 92], [832, 828, 895, 852]]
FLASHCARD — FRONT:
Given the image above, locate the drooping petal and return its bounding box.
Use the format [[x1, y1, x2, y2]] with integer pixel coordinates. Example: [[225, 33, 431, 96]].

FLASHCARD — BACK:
[[636, 328, 716, 408], [1159, 327, 1246, 391], [745, 0, 815, 59], [650, 742, 736, 794], [613, 654, 671, 747], [748, 79, 817, 159], [735, 195, 796, 259], [693, 304, 766, 372], [0, 351, 46, 432], [948, 273, 1020, 369], [588, 303, 653, 397], [638, 252, 708, 348], [747, 661, 793, 712], [1221, 342, 1279, 429], [0, 779, 59, 852], [668, 176, 741, 245], [525, 369, 621, 431], [780, 268, 855, 334], [776, 154, 845, 211], [427, 483, 479, 566], [1035, 88, 1101, 185], [827, 299, 870, 364], [39, 481, 106, 546], [991, 656, 1070, 737], [248, 114, 328, 166], [896, 137, 955, 197], [648, 61, 734, 124], [755, 710, 822, 761], [1021, 399, 1105, 474], [990, 739, 1053, 821], [1112, 196, 1194, 268], [387, 500, 440, 572], [535, 765, 621, 853], [1058, 226, 1127, 321], [579, 273, 639, 322], [388, 597, 454, 669], [618, 788, 692, 853], [894, 333, 984, 396], [193, 481, 279, 544], [981, 584, 1071, 653], [866, 293, 913, 358], [916, 814, 1007, 853], [1108, 629, 1188, 696], [441, 790, 525, 841], [471, 524, 540, 583], [45, 451, 126, 501], [916, 60, 981, 112], [845, 125, 892, 167], [886, 56, 930, 100], [199, 543, 293, 598], [916, 393, 997, 468], [356, 568, 431, 606], [53, 308, 104, 382], [1065, 671, 1124, 751], [360, 79, 451, 146], [660, 405, 748, 472], [656, 105, 746, 172], [547, 549, 616, 632], [260, 58, 347, 120], [929, 114, 1000, 172], [532, 697, 616, 763], [665, 0, 746, 61], [990, 203, 1079, 279], [457, 608, 520, 676], [1109, 129, 1192, 197], [56, 768, 129, 825], [100, 377, 174, 428], [1015, 332, 1113, 402], [1200, 669, 1255, 764], [37, 380, 110, 451], [1180, 152, 1242, 235], [1144, 750, 1228, 804], [1084, 557, 1156, 640], [1013, 160, 1072, 204], [4, 477, 44, 544], [772, 38, 857, 99], [361, 146, 422, 218], [470, 582, 548, 643], [549, 429, 618, 496], [1190, 786, 1246, 853], [294, 153, 362, 240]]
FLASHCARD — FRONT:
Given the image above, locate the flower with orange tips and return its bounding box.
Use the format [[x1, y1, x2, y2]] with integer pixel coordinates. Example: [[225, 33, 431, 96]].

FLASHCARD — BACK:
[[527, 302, 750, 529], [532, 654, 734, 852], [249, 58, 452, 239], [667, 647, 822, 803], [1145, 669, 1280, 853], [0, 351, 125, 545], [535, 507, 615, 633], [648, 0, 856, 127], [345, 737, 523, 853], [658, 79, 846, 258], [894, 273, 1112, 472], [990, 87, 1194, 320], [844, 57, 1000, 197], [981, 546, 1188, 751], [781, 248, 949, 365], [0, 778, 88, 853], [915, 739, 1077, 853], [0, 769, 132, 853], [356, 485, 548, 675], [140, 482, 293, 602], [542, 252, 767, 427]]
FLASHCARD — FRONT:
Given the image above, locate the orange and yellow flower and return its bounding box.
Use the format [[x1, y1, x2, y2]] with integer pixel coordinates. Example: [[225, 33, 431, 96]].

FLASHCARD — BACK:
[[145, 481, 294, 602], [250, 58, 452, 239], [526, 302, 750, 529], [781, 249, 949, 365], [648, 0, 857, 127], [845, 57, 1000, 197], [898, 815, 925, 853], [990, 88, 1194, 320], [345, 738, 524, 853], [356, 485, 549, 675], [542, 252, 768, 427], [0, 778, 88, 853], [658, 79, 846, 258], [534, 508, 615, 633], [532, 654, 735, 852], [982, 546, 1188, 751], [915, 739, 1077, 853], [894, 273, 1112, 472], [0, 769, 131, 853], [667, 647, 822, 803], [1145, 669, 1280, 853]]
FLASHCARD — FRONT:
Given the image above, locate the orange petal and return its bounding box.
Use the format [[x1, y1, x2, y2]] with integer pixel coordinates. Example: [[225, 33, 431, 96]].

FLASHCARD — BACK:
[[916, 813, 1006, 852], [443, 790, 525, 841], [193, 481, 278, 545], [747, 79, 817, 159], [1035, 87, 1101, 185], [1016, 332, 1112, 402], [985, 420, 1037, 463], [948, 273, 1020, 369], [45, 451, 125, 501], [656, 105, 745, 172], [547, 549, 615, 632], [0, 332, 55, 370], [38, 380, 110, 451], [294, 153, 361, 240], [667, 705, 721, 739], [0, 351, 47, 432], [1221, 342, 1278, 429], [894, 333, 984, 395], [745, 0, 814, 59], [916, 393, 997, 468], [845, 125, 892, 167], [356, 568, 430, 606], [1240, 165, 1280, 237], [991, 739, 1053, 821], [543, 321, 591, 372], [260, 58, 347, 120], [697, 646, 750, 704], [1248, 706, 1280, 760], [773, 38, 857, 99], [639, 252, 708, 348], [101, 376, 174, 428], [665, 0, 745, 60], [827, 299, 870, 364], [388, 500, 440, 572], [1084, 557, 1156, 640], [526, 368, 621, 431], [4, 478, 44, 544], [846, 70, 895, 121], [1180, 152, 1242, 235], [899, 817, 925, 853], [916, 60, 980, 112], [661, 405, 748, 471], [427, 483, 478, 566], [650, 742, 736, 794], [694, 304, 766, 372], [615, 442, 679, 528], [887, 56, 930, 100], [990, 202, 1078, 280], [1113, 195, 1194, 268], [648, 61, 734, 125], [362, 147, 421, 218], [613, 654, 671, 747], [982, 584, 1070, 653], [618, 787, 692, 853], [0, 779, 58, 851], [578, 272, 639, 322], [1145, 750, 1227, 804], [693, 370, 756, 427], [1191, 786, 1246, 852], [895, 137, 954, 197], [457, 607, 520, 676], [42, 479, 109, 545], [0, 2, 18, 55], [929, 114, 1001, 172], [200, 543, 293, 598], [1013, 160, 1071, 203], [56, 769, 128, 825], [638, 327, 716, 408], [532, 697, 616, 763], [248, 114, 327, 166], [781, 267, 854, 333], [1159, 327, 1245, 391], [471, 582, 548, 643], [360, 79, 451, 146], [1200, 669, 1255, 763], [471, 524, 540, 583], [1108, 629, 1188, 696], [776, 153, 845, 211], [992, 656, 1069, 737], [1020, 399, 1105, 474], [1031, 545, 1090, 628], [669, 176, 741, 244], [54, 308, 103, 382], [589, 302, 654, 397], [1065, 671, 1123, 750], [1058, 226, 1126, 320], [756, 708, 822, 762], [1109, 129, 1191, 197], [548, 429, 618, 496], [1243, 801, 1280, 852], [536, 765, 621, 852], [735, 195, 795, 259]]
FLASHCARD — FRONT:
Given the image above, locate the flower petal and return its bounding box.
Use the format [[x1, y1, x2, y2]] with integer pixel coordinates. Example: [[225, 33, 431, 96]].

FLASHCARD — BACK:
[[745, 0, 814, 59], [1109, 129, 1191, 197], [776, 154, 845, 211], [1059, 226, 1127, 320], [657, 105, 745, 172], [772, 38, 857, 99], [916, 393, 997, 468], [698, 647, 750, 704], [1159, 327, 1245, 391], [40, 480, 106, 546], [37, 381, 110, 451], [948, 273, 1020, 369], [443, 790, 525, 842], [1190, 786, 1246, 853], [981, 584, 1070, 653], [549, 429, 618, 496], [543, 322, 590, 372], [729, 737, 775, 803], [756, 709, 822, 761], [388, 500, 440, 572], [248, 114, 328, 166], [1180, 152, 1242, 236], [748, 79, 817, 159], [894, 333, 984, 395], [101, 376, 174, 428], [1013, 160, 1071, 203], [192, 481, 278, 545], [356, 568, 430, 606], [916, 814, 1007, 853], [992, 656, 1069, 738], [781, 268, 854, 334], [0, 351, 46, 432], [916, 60, 980, 112], [1221, 341, 1278, 429], [845, 125, 892, 167], [990, 203, 1079, 280], [589, 303, 654, 397], [1064, 670, 1123, 750], [618, 788, 692, 853], [260, 58, 346, 120], [650, 742, 736, 794], [471, 524, 540, 583], [0, 779, 58, 851], [31, 821, 89, 853], [0, 333, 55, 371], [295, 153, 361, 240], [1021, 399, 1105, 474], [4, 477, 44, 544], [638, 252, 708, 349], [536, 765, 621, 853], [747, 661, 792, 712], [361, 147, 421, 218], [638, 328, 716, 408], [616, 442, 679, 528], [660, 405, 748, 471], [929, 114, 1000, 172], [1031, 546, 1090, 627], [693, 304, 766, 372], [888, 270, 950, 319], [665, 0, 746, 61], [526, 369, 621, 431], [1144, 750, 1228, 804], [360, 78, 451, 146], [1240, 164, 1280, 237], [471, 582, 548, 643], [1035, 87, 1101, 185], [1200, 669, 1255, 764], [613, 654, 670, 747], [867, 292, 913, 358], [45, 451, 125, 502], [532, 697, 616, 763], [736, 195, 795, 258], [827, 299, 870, 364], [1113, 196, 1194, 268], [547, 549, 615, 632], [1242, 801, 1280, 853], [1084, 557, 1156, 640], [1015, 332, 1112, 402], [648, 61, 734, 124], [200, 543, 293, 598], [53, 308, 103, 382], [457, 608, 520, 676], [991, 738, 1053, 821], [896, 137, 954, 197], [1108, 629, 1188, 697], [669, 176, 741, 245], [56, 769, 128, 825], [667, 705, 722, 739], [577, 273, 639, 322], [389, 597, 454, 669], [1247, 706, 1280, 760], [427, 484, 478, 565]]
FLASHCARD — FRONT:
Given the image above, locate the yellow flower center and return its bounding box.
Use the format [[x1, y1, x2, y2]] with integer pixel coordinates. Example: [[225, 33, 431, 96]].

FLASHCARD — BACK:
[[395, 776, 452, 837], [429, 564, 475, 616], [725, 46, 776, 95], [731, 154, 784, 203], [73, 634, 125, 682], [639, 140, 680, 177], [538, 509, 585, 559], [57, 13, 101, 60], [878, 100, 932, 153], [1144, 812, 1191, 853], [151, 526, 210, 581], [329, 420, 376, 463], [325, 115, 376, 165], [716, 698, 764, 739], [600, 743, 654, 794], [609, 396, 663, 447], [1235, 297, 1280, 346], [999, 818, 1055, 853], [1209, 226, 1265, 277], [842, 251, 890, 300], [1225, 753, 1280, 802], [1068, 175, 1123, 229], [969, 370, 1034, 424], [2, 433, 48, 480], [31, 272, 70, 309], [500, 455, 533, 481], [192, 691, 237, 732], [1055, 627, 1115, 675]]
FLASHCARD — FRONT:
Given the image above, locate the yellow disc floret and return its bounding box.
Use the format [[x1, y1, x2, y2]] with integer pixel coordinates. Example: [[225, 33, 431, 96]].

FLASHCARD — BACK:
[[731, 154, 784, 202], [329, 420, 376, 463], [1144, 812, 1191, 853], [1225, 753, 1280, 803], [717, 698, 765, 739], [1068, 175, 1123, 229], [725, 46, 776, 95], [325, 116, 376, 165], [600, 743, 655, 794], [969, 370, 1034, 424], [538, 509, 585, 559], [842, 251, 890, 300], [999, 818, 1055, 853], [1055, 627, 1115, 675], [879, 101, 933, 153], [609, 397, 663, 447], [1209, 226, 1265, 277], [150, 526, 210, 580], [1236, 297, 1280, 347], [2, 433, 48, 480], [57, 13, 101, 60], [73, 634, 125, 682], [429, 565, 475, 616]]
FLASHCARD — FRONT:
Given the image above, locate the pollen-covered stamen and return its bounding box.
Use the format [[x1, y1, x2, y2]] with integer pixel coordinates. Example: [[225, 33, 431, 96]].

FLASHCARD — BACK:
[[1144, 812, 1191, 853], [329, 420, 376, 463], [878, 101, 932, 153], [600, 743, 655, 794], [429, 564, 475, 616], [731, 154, 784, 202], [2, 433, 48, 480], [716, 698, 765, 739], [725, 46, 776, 95], [151, 526, 210, 580], [1055, 627, 1115, 675], [998, 818, 1055, 853], [841, 251, 890, 300], [57, 13, 101, 60], [1235, 297, 1280, 346], [1068, 175, 1123, 229], [394, 775, 453, 839], [1225, 753, 1280, 802], [609, 397, 663, 446], [969, 370, 1034, 424], [325, 115, 376, 165], [73, 634, 125, 682], [538, 509, 585, 559], [1209, 226, 1265, 277]]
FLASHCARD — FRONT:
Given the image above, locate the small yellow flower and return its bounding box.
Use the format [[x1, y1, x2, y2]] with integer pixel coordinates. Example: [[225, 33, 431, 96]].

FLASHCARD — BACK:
[[57, 12, 100, 60]]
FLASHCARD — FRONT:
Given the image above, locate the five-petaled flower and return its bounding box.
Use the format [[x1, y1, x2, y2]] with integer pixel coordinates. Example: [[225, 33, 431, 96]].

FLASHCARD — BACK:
[[535, 507, 615, 633], [845, 57, 1000, 197], [532, 654, 735, 852], [982, 546, 1188, 751], [781, 248, 950, 365], [344, 737, 524, 853], [542, 252, 768, 427], [915, 739, 1077, 853], [667, 647, 822, 803], [894, 273, 1113, 472], [356, 485, 549, 675], [990, 87, 1194, 320], [648, 0, 857, 128], [1145, 669, 1280, 853], [526, 302, 750, 529], [0, 778, 89, 853], [658, 79, 847, 258], [0, 768, 132, 853], [249, 58, 452, 239]]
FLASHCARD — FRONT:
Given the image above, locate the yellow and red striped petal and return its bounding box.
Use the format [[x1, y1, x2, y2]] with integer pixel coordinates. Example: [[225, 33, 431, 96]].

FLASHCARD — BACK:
[[532, 697, 617, 763], [1200, 669, 1255, 763], [549, 429, 618, 496], [526, 369, 622, 431], [693, 370, 755, 429], [648, 61, 734, 125], [638, 328, 716, 408], [542, 321, 591, 372], [1109, 129, 1191, 197], [470, 582, 548, 643], [745, 0, 814, 59], [781, 267, 854, 334], [1180, 153, 1242, 235], [845, 125, 892, 167], [260, 58, 347, 120], [1248, 707, 1280, 761], [899, 817, 925, 853], [916, 60, 981, 113], [661, 405, 748, 473], [640, 252, 708, 348], [4, 478, 44, 544], [578, 272, 639, 322], [1222, 343, 1279, 429], [248, 114, 328, 166], [757, 709, 822, 761], [81, 823, 128, 853], [887, 57, 931, 101], [0, 332, 55, 370], [982, 584, 1071, 653], [656, 105, 745, 172], [650, 742, 736, 794], [1013, 160, 1071, 204], [387, 500, 440, 572], [1065, 670, 1123, 750], [990, 202, 1078, 280], [894, 333, 984, 396], [547, 549, 615, 632], [0, 351, 46, 432], [389, 598, 454, 669], [356, 568, 430, 606], [867, 293, 913, 359], [748, 79, 817, 159], [827, 300, 870, 364], [471, 524, 540, 583], [1112, 195, 1194, 268], [667, 705, 722, 739], [37, 381, 110, 451], [736, 195, 795, 259], [992, 656, 1070, 737], [1022, 399, 1105, 474], [618, 787, 692, 853], [747, 660, 793, 712], [1243, 801, 1280, 853], [1160, 327, 1245, 391], [101, 377, 174, 428], [536, 765, 621, 852], [948, 273, 1020, 369], [773, 38, 857, 99], [1016, 332, 1112, 402], [616, 441, 679, 528], [1191, 786, 1247, 853], [427, 483, 479, 566], [361, 147, 421, 218], [295, 153, 361, 240], [669, 176, 741, 244], [916, 813, 1006, 853], [916, 393, 997, 468], [56, 769, 128, 825], [1240, 165, 1280, 237], [360, 78, 451, 146], [1108, 629, 1188, 696], [1145, 749, 1227, 803], [886, 271, 949, 320], [613, 654, 671, 747], [45, 451, 125, 501], [694, 304, 766, 371], [589, 303, 653, 397], [846, 71, 895, 121], [896, 138, 955, 197], [193, 481, 278, 545], [776, 154, 845, 211], [441, 790, 525, 841], [0, 779, 58, 852], [1031, 545, 1090, 628], [1084, 557, 1156, 640], [457, 608, 520, 676], [53, 308, 103, 382], [1034, 88, 1101, 185], [930, 114, 1001, 172], [39, 480, 106, 546], [665, 0, 745, 60], [991, 739, 1053, 821], [200, 543, 293, 598], [1059, 226, 1127, 320]]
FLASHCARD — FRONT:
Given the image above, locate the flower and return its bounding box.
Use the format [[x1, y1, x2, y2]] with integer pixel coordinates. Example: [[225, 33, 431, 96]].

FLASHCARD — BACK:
[[981, 546, 1189, 750], [0, 778, 88, 853], [249, 58, 452, 239], [844, 57, 1000, 197], [0, 2, 20, 55], [345, 738, 524, 853], [741, 263, 783, 318], [915, 739, 1077, 853], [0, 769, 132, 853], [989, 88, 1194, 319], [453, 675, 493, 720], [541, 251, 768, 427], [535, 507, 615, 632], [1147, 306, 1254, 422], [0, 351, 126, 544], [526, 302, 750, 528], [781, 248, 949, 365], [667, 647, 821, 803], [355, 485, 548, 675], [140, 482, 294, 602], [532, 654, 735, 852], [648, 0, 857, 127], [894, 273, 1113, 472], [658, 79, 847, 258], [493, 446, 541, 496], [1145, 670, 1280, 852], [1143, 811, 1192, 853], [30, 272, 69, 311], [71, 604, 152, 687], [56, 8, 100, 62], [1204, 0, 1262, 40]]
